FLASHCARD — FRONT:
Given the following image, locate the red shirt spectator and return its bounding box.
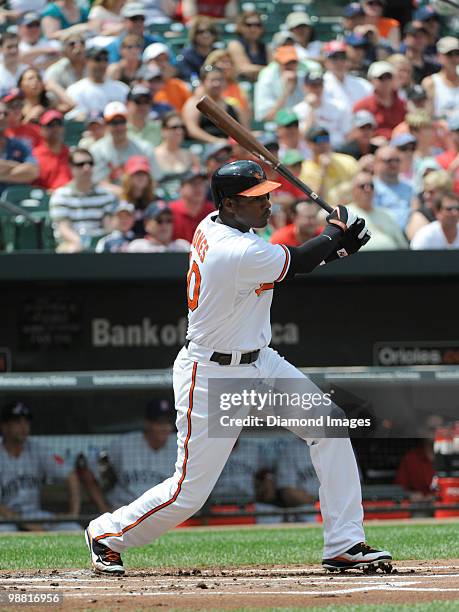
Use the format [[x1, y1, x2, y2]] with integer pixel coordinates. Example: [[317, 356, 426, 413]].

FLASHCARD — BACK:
[[435, 115, 459, 194], [2, 87, 43, 149], [271, 201, 321, 246], [354, 61, 406, 139], [170, 170, 214, 243], [32, 110, 71, 190], [395, 444, 435, 496]]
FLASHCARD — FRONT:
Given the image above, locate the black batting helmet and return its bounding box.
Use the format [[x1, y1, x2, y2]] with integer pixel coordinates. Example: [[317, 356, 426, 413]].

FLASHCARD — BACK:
[[211, 160, 280, 208]]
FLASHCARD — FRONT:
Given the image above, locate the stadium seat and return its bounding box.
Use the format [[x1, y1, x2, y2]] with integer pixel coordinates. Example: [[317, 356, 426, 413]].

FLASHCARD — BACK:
[[63, 120, 86, 147], [1, 186, 50, 213]]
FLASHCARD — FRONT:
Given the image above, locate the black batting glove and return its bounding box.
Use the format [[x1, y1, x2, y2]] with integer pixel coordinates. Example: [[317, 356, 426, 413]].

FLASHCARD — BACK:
[[325, 218, 371, 262], [326, 205, 359, 233]]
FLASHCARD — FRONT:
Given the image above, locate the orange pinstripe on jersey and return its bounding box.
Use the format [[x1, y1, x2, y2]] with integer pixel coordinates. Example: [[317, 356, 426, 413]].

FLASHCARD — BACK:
[[94, 362, 198, 542]]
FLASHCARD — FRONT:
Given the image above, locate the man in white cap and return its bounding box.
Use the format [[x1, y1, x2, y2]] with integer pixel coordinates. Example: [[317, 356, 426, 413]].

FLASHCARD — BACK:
[[285, 11, 322, 61], [106, 2, 168, 63], [353, 61, 407, 139], [142, 42, 191, 112], [90, 101, 162, 195], [422, 37, 459, 121], [66, 47, 129, 118]]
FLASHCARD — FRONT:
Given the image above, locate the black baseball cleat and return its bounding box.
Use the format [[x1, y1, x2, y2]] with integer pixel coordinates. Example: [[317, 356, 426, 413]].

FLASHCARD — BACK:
[[322, 542, 393, 573], [85, 528, 125, 576]]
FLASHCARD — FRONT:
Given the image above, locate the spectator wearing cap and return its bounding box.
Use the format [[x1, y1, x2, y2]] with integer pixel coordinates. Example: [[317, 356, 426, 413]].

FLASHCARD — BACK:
[[361, 0, 400, 49], [49, 147, 117, 252], [203, 141, 232, 179], [348, 171, 407, 249], [155, 111, 199, 198], [342, 2, 366, 36], [391, 132, 417, 184], [3, 88, 43, 150], [128, 202, 190, 252], [126, 85, 161, 147], [183, 65, 241, 144], [120, 155, 156, 236], [103, 2, 164, 64], [17, 13, 61, 71], [336, 110, 377, 160], [32, 110, 71, 190], [97, 399, 177, 511], [275, 109, 310, 160], [177, 16, 219, 82], [204, 49, 251, 127], [254, 45, 320, 122], [90, 101, 161, 196], [353, 61, 406, 139], [406, 169, 452, 241], [95, 201, 136, 252], [18, 67, 74, 124], [133, 65, 174, 120], [284, 11, 322, 62], [401, 21, 440, 84], [78, 111, 106, 150], [169, 170, 214, 243], [271, 200, 320, 246], [411, 191, 459, 249], [300, 126, 359, 202], [106, 34, 143, 85], [0, 100, 38, 195], [293, 69, 352, 149], [41, 0, 90, 42], [413, 6, 441, 60], [322, 40, 373, 110], [0, 401, 81, 532], [436, 114, 459, 195], [66, 47, 129, 117], [0, 33, 29, 96], [422, 37, 459, 121], [143, 43, 191, 112], [373, 145, 413, 229], [227, 10, 271, 81], [44, 35, 87, 91], [273, 149, 309, 201], [345, 34, 371, 79]]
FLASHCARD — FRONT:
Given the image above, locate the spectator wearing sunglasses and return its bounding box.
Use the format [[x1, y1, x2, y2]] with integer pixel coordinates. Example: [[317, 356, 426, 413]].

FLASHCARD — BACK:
[[373, 145, 412, 229], [127, 202, 190, 253], [66, 47, 129, 118], [400, 21, 440, 85], [106, 34, 143, 86], [44, 36, 87, 91], [126, 85, 161, 147], [95, 201, 136, 253], [177, 16, 218, 82], [413, 6, 442, 61], [422, 37, 459, 122], [17, 13, 61, 71], [49, 147, 117, 252], [90, 101, 162, 196], [105, 3, 165, 64], [348, 171, 407, 250], [227, 10, 271, 81], [300, 126, 358, 202], [411, 191, 459, 249], [32, 110, 71, 190], [284, 11, 322, 62], [143, 43, 191, 112], [361, 0, 400, 50], [391, 132, 417, 185], [353, 61, 406, 139], [406, 169, 452, 242]]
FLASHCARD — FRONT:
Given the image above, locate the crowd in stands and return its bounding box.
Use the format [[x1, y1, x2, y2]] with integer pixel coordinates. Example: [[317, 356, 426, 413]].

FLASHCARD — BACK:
[[0, 0, 458, 252]]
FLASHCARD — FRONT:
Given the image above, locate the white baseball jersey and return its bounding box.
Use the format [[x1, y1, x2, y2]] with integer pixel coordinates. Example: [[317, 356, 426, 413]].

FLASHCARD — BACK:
[[0, 439, 72, 515], [107, 432, 177, 508], [186, 213, 291, 352]]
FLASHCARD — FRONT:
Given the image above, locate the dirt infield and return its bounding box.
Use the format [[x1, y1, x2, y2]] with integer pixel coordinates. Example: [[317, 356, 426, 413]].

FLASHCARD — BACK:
[[1, 560, 459, 610]]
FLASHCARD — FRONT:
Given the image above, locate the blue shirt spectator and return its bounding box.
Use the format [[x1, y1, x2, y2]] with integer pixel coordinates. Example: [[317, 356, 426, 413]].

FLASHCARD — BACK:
[[373, 146, 413, 230]]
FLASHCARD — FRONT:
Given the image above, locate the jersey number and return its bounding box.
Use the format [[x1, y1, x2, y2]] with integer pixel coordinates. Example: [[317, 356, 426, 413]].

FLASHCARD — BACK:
[[187, 260, 201, 311]]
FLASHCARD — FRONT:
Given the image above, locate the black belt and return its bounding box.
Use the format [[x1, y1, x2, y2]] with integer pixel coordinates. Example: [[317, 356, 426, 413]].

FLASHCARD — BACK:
[[185, 340, 260, 366]]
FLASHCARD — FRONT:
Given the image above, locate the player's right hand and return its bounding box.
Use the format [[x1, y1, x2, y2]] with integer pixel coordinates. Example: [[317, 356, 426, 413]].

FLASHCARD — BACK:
[[326, 205, 358, 232]]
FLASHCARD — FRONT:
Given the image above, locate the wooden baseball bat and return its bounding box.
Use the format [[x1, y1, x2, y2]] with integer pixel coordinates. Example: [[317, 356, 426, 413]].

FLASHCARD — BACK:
[[196, 96, 333, 214]]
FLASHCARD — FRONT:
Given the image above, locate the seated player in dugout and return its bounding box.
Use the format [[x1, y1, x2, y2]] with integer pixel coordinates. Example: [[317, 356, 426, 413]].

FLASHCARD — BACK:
[[0, 401, 81, 532], [91, 400, 177, 512], [86, 160, 392, 576]]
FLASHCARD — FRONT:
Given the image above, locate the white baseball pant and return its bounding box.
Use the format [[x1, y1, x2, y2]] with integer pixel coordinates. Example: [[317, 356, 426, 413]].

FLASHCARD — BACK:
[[89, 345, 364, 558]]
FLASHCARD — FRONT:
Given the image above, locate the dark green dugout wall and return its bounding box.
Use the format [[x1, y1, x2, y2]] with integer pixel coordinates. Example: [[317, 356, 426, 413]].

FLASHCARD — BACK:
[[0, 251, 458, 372]]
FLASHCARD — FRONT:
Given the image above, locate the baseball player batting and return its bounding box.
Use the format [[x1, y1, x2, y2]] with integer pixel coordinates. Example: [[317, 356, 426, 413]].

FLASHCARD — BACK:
[[85, 160, 392, 575]]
